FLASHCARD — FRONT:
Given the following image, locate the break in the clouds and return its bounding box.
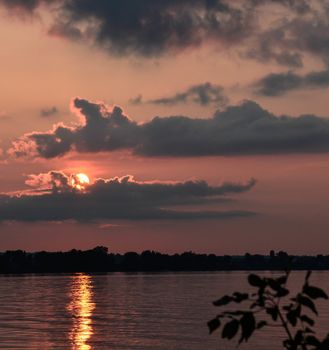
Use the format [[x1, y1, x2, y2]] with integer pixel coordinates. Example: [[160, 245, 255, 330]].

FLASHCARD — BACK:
[[40, 106, 59, 118], [255, 70, 329, 96], [0, 0, 327, 67], [132, 83, 228, 107], [9, 97, 329, 159], [0, 171, 256, 222]]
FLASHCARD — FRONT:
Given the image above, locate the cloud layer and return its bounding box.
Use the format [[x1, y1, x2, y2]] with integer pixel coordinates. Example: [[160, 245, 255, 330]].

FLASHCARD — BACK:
[[40, 106, 59, 118], [255, 70, 329, 96], [0, 0, 255, 56], [137, 82, 229, 107], [0, 0, 327, 67], [9, 97, 329, 159], [0, 0, 40, 12], [0, 171, 256, 221], [243, 1, 329, 68]]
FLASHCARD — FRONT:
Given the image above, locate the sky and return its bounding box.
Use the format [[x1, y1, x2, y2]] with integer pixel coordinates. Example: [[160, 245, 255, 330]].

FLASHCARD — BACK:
[[1, 0, 329, 254]]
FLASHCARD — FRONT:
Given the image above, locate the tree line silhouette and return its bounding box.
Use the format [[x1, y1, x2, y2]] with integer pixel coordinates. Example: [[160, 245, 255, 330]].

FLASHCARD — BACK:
[[1, 247, 329, 273]]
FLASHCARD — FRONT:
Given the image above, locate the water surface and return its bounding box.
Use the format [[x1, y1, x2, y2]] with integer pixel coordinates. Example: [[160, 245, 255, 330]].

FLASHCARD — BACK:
[[0, 271, 328, 349]]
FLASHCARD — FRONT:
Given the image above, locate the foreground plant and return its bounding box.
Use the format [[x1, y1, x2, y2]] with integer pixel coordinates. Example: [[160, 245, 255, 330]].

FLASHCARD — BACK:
[[208, 271, 329, 349]]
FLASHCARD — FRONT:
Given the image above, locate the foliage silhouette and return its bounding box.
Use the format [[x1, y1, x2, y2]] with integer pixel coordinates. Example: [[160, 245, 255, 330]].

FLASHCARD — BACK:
[[208, 271, 329, 349]]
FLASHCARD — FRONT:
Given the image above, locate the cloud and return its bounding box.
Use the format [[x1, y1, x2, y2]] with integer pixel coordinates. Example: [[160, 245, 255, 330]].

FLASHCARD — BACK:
[[0, 171, 256, 222], [0, 0, 255, 56], [129, 95, 143, 106], [146, 83, 228, 107], [244, 5, 329, 67], [25, 170, 71, 193], [9, 97, 329, 158], [36, 0, 256, 57], [0, 0, 325, 66], [0, 0, 40, 12], [40, 106, 59, 117], [254, 70, 329, 96], [48, 21, 83, 41]]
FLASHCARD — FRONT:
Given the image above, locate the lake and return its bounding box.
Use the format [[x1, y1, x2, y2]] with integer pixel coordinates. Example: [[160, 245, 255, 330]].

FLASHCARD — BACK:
[[0, 271, 328, 349]]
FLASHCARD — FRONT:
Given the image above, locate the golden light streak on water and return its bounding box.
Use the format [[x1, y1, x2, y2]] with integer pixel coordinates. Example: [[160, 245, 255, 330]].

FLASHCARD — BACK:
[[67, 274, 95, 350]]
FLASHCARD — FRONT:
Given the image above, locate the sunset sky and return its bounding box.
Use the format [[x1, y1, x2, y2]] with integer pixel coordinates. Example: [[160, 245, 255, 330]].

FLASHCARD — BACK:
[[1, 0, 329, 254]]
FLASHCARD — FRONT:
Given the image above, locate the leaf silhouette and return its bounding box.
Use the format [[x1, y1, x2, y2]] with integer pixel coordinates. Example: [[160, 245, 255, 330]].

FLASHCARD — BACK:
[[222, 319, 239, 340], [298, 295, 318, 315], [248, 274, 264, 287], [213, 295, 232, 306], [207, 318, 221, 334], [239, 312, 256, 343], [303, 285, 328, 300], [300, 315, 314, 326]]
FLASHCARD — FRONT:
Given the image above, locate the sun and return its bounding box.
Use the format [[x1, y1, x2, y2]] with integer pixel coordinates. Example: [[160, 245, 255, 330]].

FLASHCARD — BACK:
[[71, 173, 90, 191]]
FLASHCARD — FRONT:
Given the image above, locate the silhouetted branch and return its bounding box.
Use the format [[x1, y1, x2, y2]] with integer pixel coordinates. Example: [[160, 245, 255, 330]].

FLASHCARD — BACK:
[[208, 271, 329, 350]]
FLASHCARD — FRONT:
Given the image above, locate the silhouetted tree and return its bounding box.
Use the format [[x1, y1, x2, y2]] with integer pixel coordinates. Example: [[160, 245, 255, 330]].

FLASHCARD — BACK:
[[208, 270, 329, 349], [2, 249, 329, 273]]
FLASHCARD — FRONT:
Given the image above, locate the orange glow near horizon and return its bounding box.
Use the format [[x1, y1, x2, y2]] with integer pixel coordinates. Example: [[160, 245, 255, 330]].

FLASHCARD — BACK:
[[67, 274, 95, 350]]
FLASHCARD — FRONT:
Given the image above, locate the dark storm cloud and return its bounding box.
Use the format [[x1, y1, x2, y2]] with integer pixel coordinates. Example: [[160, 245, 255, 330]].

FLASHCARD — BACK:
[[9, 97, 329, 158], [0, 0, 255, 56], [40, 106, 59, 117], [0, 0, 325, 65], [0, 172, 256, 222], [254, 70, 329, 96], [148, 83, 228, 107], [44, 0, 255, 57]]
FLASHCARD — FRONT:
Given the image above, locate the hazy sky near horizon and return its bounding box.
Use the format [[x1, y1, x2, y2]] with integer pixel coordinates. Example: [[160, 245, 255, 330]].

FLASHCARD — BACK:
[[1, 0, 329, 254]]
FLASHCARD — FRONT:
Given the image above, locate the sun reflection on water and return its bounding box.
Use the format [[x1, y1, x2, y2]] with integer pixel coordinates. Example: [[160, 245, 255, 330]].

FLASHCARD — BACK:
[[67, 274, 95, 350]]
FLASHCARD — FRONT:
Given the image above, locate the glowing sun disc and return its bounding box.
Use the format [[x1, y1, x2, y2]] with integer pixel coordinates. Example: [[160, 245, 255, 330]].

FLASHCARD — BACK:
[[71, 173, 90, 190], [76, 173, 90, 184]]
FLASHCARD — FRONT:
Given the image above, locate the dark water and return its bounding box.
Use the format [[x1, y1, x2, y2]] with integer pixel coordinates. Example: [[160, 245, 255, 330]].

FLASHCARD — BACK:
[[0, 271, 328, 349]]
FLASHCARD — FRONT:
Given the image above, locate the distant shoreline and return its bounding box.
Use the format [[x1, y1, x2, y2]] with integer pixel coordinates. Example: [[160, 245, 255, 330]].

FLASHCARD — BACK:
[[1, 247, 329, 274]]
